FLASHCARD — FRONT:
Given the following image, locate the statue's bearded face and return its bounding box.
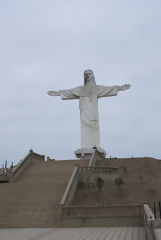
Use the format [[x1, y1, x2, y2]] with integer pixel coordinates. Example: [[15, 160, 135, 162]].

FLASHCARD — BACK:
[[84, 70, 95, 85]]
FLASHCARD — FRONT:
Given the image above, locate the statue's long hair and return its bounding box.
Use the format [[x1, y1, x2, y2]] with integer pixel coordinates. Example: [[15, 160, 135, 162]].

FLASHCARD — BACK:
[[84, 69, 96, 85]]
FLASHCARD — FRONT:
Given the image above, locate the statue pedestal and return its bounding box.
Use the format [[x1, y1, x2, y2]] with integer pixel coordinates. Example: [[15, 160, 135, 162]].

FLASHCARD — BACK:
[[74, 147, 106, 159]]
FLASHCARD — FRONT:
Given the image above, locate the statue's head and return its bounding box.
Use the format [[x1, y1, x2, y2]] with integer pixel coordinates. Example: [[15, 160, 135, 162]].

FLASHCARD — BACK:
[[84, 69, 96, 85]]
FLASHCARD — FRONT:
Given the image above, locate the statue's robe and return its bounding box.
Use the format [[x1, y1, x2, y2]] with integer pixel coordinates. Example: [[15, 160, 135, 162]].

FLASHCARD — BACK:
[[59, 83, 119, 149]]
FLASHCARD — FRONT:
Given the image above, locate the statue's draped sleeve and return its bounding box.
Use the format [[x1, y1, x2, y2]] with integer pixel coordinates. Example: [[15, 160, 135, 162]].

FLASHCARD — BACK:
[[97, 85, 119, 98], [59, 86, 83, 100]]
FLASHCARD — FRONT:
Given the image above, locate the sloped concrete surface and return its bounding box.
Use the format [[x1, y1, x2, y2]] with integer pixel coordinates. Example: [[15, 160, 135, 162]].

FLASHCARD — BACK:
[[0, 159, 88, 227], [0, 227, 146, 240]]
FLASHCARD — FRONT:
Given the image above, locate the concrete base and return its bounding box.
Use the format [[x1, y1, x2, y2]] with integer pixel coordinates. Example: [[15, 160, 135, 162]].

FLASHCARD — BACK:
[[74, 148, 106, 159], [0, 227, 146, 240], [60, 216, 144, 228]]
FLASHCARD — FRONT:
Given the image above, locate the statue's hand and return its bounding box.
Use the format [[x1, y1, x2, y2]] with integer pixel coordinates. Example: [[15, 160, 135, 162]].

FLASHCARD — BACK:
[[47, 91, 60, 96], [119, 84, 131, 91]]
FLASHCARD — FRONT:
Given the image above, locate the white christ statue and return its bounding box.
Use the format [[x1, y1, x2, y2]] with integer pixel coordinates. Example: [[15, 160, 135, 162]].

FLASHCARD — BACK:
[[47, 69, 130, 158]]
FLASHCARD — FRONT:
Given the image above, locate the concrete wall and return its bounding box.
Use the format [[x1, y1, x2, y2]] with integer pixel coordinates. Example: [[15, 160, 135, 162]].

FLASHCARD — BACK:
[[11, 151, 45, 182], [60, 204, 144, 227], [60, 216, 143, 227], [62, 205, 143, 217], [72, 157, 161, 206]]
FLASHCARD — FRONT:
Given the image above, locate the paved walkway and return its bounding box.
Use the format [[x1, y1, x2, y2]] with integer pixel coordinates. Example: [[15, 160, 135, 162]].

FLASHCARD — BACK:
[[0, 227, 146, 240]]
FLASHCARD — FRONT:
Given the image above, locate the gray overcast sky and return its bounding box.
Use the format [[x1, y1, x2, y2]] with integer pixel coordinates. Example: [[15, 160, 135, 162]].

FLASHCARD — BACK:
[[0, 0, 161, 166]]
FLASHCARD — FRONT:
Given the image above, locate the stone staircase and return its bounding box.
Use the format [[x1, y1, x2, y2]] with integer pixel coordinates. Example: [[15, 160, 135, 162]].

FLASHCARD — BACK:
[[0, 148, 160, 240], [0, 157, 88, 228]]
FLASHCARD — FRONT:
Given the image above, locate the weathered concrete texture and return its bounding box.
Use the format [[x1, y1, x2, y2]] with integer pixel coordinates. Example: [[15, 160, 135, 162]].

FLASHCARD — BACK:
[[0, 227, 146, 240], [10, 151, 45, 182], [0, 158, 88, 228], [61, 205, 144, 227], [73, 157, 161, 206], [0, 153, 160, 228]]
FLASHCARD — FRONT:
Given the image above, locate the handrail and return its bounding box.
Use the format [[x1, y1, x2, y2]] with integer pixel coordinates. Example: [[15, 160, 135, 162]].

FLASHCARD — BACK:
[[60, 165, 79, 205], [144, 204, 155, 223], [88, 147, 107, 167], [88, 148, 97, 167], [12, 152, 31, 175], [143, 203, 156, 240], [10, 150, 45, 182]]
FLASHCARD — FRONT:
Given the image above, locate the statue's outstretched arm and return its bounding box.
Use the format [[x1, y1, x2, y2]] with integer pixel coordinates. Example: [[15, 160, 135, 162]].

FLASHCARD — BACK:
[[47, 91, 60, 96], [47, 87, 81, 100], [118, 84, 131, 91], [97, 84, 131, 98]]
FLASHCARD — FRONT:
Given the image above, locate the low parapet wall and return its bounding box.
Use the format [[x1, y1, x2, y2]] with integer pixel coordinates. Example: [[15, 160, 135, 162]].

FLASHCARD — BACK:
[[11, 150, 45, 182], [88, 148, 107, 167], [60, 165, 79, 205], [60, 204, 144, 227], [62, 204, 143, 217]]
